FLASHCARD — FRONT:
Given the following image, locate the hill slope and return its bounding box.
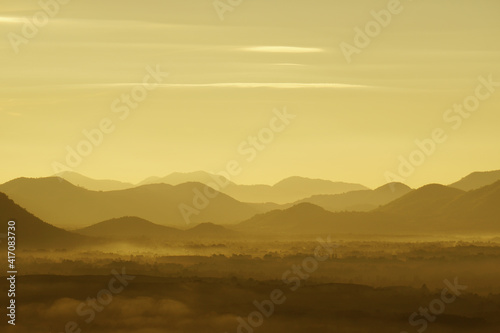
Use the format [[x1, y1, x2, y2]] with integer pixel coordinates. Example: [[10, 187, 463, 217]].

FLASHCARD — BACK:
[[237, 182, 500, 235], [55, 171, 134, 191], [0, 192, 88, 248], [377, 182, 500, 231], [450, 170, 500, 191], [0, 177, 259, 228], [76, 217, 238, 240], [139, 171, 234, 187], [76, 216, 182, 239], [376, 184, 465, 218], [236, 203, 394, 234], [141, 172, 369, 204], [443, 180, 500, 228], [290, 182, 412, 212]]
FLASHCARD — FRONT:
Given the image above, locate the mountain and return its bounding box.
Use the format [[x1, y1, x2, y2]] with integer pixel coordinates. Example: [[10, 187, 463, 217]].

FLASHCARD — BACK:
[[75, 216, 182, 239], [137, 176, 162, 185], [235, 203, 394, 235], [76, 217, 238, 240], [139, 171, 233, 187], [450, 170, 500, 191], [443, 180, 500, 227], [237, 181, 500, 235], [184, 222, 238, 238], [376, 182, 500, 232], [0, 177, 260, 228], [55, 171, 134, 191], [224, 176, 370, 204], [376, 184, 465, 218], [0, 192, 88, 248], [290, 182, 412, 212], [141, 172, 369, 204]]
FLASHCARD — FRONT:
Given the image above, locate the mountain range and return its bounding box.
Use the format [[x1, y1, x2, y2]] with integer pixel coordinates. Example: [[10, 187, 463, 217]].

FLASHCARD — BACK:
[[75, 217, 237, 240], [58, 171, 369, 204], [56, 171, 134, 191], [449, 170, 500, 191], [0, 192, 88, 248], [236, 181, 500, 235], [1, 169, 500, 248], [0, 196, 240, 249], [287, 182, 412, 212], [0, 177, 258, 228]]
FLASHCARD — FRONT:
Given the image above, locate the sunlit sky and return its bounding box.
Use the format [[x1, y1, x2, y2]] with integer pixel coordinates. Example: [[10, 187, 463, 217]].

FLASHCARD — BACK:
[[1, 0, 499, 188]]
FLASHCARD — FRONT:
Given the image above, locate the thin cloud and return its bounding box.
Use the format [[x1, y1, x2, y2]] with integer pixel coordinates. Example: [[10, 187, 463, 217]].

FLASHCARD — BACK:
[[9, 82, 373, 90], [273, 63, 308, 67], [242, 46, 324, 53], [0, 16, 25, 23]]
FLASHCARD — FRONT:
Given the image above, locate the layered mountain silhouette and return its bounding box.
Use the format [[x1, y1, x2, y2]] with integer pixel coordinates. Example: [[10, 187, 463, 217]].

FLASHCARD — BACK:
[[75, 217, 237, 240], [185, 222, 238, 238], [376, 184, 465, 217], [237, 181, 500, 234], [109, 171, 368, 204], [450, 169, 500, 191], [288, 182, 412, 212], [0, 192, 88, 248], [235, 202, 393, 234], [2, 170, 500, 239], [56, 171, 134, 191], [76, 216, 183, 239], [0, 177, 259, 228], [377, 181, 500, 231], [443, 180, 500, 227], [138, 171, 230, 186]]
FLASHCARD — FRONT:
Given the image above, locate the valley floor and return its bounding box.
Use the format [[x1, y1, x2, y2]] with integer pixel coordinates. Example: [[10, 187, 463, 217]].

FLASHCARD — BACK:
[[2, 239, 500, 333]]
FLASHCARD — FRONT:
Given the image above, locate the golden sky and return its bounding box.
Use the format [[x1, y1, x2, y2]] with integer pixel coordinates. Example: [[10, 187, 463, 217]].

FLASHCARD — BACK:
[[1, 0, 499, 188]]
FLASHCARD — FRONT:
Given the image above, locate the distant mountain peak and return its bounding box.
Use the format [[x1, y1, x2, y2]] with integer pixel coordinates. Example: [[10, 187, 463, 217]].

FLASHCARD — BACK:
[[374, 182, 412, 193], [188, 222, 227, 232], [450, 169, 500, 191], [416, 183, 464, 193], [139, 170, 233, 187], [288, 202, 328, 212], [275, 175, 367, 188], [4, 176, 75, 188], [54, 172, 134, 191]]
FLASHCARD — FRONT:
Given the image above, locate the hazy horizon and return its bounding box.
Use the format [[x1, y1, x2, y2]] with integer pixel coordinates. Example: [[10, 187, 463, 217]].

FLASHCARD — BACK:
[[1, 167, 499, 189]]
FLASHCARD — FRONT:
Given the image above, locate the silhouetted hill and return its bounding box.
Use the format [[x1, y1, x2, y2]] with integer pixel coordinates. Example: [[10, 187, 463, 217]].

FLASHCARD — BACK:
[[274, 176, 368, 194], [444, 180, 500, 228], [139, 172, 368, 204], [55, 171, 134, 191], [75, 216, 182, 239], [0, 177, 259, 228], [236, 203, 395, 234], [237, 181, 500, 235], [225, 176, 369, 204], [289, 182, 412, 212], [139, 171, 233, 187], [376, 184, 465, 217], [0, 192, 88, 248], [376, 182, 500, 232], [76, 217, 238, 240], [247, 202, 283, 213], [450, 170, 500, 191], [185, 222, 238, 238]]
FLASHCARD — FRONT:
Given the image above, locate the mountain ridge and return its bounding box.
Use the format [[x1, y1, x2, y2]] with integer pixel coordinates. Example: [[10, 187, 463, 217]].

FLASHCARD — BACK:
[[0, 177, 259, 228], [75, 216, 237, 240], [450, 170, 500, 191], [0, 192, 90, 248]]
